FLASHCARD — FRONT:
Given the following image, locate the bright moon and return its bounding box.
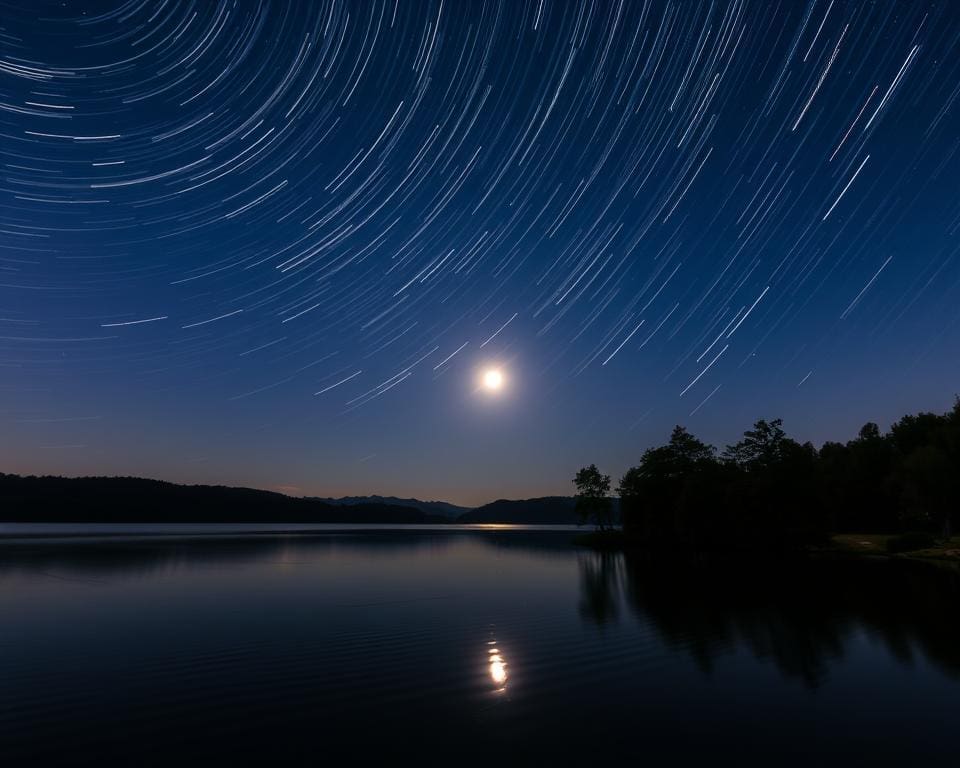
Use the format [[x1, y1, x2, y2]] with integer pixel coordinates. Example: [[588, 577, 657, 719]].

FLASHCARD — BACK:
[[483, 369, 504, 390]]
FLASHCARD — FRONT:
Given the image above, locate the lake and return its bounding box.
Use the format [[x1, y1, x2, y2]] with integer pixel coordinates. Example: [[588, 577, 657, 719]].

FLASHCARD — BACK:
[[1, 526, 958, 765]]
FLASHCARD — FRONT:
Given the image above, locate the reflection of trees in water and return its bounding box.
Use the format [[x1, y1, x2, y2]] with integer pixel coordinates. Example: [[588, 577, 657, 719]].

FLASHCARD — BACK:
[[577, 552, 621, 626], [577, 551, 960, 687]]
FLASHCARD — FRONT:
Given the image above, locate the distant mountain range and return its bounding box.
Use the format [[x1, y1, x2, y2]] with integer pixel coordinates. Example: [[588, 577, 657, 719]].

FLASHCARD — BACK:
[[0, 473, 433, 524], [0, 472, 588, 525], [458, 496, 580, 524], [316, 495, 471, 519], [315, 495, 590, 524], [457, 496, 621, 524]]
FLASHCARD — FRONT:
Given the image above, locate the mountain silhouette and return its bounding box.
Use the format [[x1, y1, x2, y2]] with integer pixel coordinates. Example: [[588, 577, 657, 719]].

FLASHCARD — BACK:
[[458, 496, 583, 524], [315, 495, 471, 518], [0, 473, 436, 524]]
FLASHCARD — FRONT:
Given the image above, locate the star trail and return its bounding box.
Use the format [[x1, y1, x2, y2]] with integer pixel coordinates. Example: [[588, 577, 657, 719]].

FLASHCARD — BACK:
[[1, 0, 959, 504]]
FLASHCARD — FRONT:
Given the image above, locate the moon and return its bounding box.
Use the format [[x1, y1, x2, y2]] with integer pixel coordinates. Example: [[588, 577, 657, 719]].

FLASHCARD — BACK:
[[483, 369, 504, 391]]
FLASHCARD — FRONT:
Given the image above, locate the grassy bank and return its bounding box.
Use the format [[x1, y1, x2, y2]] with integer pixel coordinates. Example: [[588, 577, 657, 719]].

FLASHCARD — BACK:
[[828, 534, 960, 562]]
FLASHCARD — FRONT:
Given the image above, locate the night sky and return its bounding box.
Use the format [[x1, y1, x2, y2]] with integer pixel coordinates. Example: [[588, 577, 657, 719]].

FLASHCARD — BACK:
[[2, 1, 959, 505]]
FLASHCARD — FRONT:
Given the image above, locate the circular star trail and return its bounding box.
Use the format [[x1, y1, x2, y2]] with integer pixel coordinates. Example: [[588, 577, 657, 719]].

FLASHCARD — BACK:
[[1, 1, 959, 502]]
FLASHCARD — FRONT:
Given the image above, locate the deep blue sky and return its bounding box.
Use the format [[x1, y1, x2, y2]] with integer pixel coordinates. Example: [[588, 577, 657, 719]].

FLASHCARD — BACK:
[[2, 0, 959, 504]]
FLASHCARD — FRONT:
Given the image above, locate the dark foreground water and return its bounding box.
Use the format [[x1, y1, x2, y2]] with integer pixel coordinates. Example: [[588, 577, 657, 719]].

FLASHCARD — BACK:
[[1, 528, 959, 765]]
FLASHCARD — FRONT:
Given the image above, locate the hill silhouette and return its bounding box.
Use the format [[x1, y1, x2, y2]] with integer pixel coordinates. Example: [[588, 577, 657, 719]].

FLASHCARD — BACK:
[[0, 474, 438, 524], [0, 474, 604, 526], [316, 495, 470, 519], [458, 496, 583, 524]]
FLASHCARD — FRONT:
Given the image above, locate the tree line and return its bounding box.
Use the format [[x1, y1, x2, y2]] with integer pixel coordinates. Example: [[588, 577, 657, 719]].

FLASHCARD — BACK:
[[574, 397, 960, 549]]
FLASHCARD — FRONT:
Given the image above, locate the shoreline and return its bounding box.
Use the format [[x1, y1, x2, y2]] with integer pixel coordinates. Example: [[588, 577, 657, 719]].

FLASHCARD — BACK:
[[573, 529, 960, 563]]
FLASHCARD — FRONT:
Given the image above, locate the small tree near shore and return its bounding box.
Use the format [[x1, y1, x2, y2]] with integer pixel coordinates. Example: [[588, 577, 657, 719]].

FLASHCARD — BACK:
[[574, 464, 613, 530]]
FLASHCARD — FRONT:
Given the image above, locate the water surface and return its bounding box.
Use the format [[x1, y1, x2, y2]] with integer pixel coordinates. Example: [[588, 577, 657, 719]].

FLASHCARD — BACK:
[[1, 528, 958, 765]]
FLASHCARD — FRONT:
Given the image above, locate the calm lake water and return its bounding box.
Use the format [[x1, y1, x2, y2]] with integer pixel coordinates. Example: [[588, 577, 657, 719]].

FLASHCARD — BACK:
[[1, 527, 958, 765]]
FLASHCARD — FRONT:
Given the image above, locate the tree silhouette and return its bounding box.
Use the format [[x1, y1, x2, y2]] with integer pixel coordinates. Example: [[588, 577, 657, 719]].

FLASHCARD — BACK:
[[723, 418, 787, 469], [573, 464, 613, 530], [618, 426, 723, 547], [596, 397, 960, 550]]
